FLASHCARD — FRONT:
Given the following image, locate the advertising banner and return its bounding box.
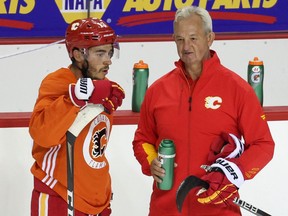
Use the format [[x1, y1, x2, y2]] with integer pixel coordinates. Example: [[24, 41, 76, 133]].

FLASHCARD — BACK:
[[0, 0, 286, 39]]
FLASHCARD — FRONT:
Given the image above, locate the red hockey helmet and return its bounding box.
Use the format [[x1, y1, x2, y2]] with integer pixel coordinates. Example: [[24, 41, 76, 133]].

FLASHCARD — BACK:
[[65, 18, 117, 58]]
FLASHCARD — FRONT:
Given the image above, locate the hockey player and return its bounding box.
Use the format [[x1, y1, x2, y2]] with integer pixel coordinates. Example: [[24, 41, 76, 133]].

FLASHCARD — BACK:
[[132, 6, 274, 216], [29, 18, 125, 216]]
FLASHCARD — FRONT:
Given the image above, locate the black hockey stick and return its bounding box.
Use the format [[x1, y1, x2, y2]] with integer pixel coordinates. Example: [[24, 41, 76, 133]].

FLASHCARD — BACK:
[[176, 175, 271, 216], [67, 104, 104, 216], [233, 197, 271, 216]]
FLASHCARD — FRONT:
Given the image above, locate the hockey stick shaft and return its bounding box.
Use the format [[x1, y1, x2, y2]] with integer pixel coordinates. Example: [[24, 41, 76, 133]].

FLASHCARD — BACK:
[[233, 197, 271, 216], [176, 175, 271, 216], [67, 131, 76, 216], [66, 104, 104, 216]]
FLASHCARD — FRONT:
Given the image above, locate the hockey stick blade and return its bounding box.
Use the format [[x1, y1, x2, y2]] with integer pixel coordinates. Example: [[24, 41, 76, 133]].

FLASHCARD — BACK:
[[176, 175, 209, 212], [67, 104, 104, 216], [176, 175, 272, 216]]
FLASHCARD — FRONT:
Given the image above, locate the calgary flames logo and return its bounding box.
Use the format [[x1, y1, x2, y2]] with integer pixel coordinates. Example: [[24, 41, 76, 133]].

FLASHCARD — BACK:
[[205, 96, 222, 110], [83, 113, 110, 169], [91, 127, 107, 158]]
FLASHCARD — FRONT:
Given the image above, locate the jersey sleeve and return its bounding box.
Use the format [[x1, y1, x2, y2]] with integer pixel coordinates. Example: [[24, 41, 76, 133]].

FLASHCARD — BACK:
[[29, 69, 79, 147], [232, 87, 275, 180], [132, 87, 158, 176]]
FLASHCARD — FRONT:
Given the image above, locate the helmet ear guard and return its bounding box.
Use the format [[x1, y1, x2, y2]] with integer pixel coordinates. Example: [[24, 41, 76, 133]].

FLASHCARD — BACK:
[[65, 18, 117, 59]]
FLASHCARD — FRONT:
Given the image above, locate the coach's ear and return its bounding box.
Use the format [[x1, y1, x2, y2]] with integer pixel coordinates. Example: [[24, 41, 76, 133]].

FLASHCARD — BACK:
[[207, 32, 215, 47]]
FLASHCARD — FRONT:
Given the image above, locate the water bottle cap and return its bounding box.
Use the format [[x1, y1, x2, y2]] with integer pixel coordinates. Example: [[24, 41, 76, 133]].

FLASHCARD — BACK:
[[134, 60, 149, 69], [162, 139, 174, 145], [160, 139, 175, 151], [249, 57, 263, 66]]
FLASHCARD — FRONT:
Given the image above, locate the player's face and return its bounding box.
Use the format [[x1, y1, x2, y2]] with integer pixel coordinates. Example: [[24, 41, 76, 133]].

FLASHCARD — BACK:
[[86, 44, 114, 80], [173, 15, 214, 67]]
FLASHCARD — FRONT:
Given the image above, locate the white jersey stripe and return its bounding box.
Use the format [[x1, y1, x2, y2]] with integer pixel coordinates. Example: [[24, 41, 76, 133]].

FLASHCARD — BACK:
[[49, 145, 61, 177], [42, 174, 49, 183], [41, 145, 61, 190], [45, 146, 58, 176], [41, 145, 61, 177], [42, 147, 54, 171], [42, 175, 58, 189], [46, 176, 53, 186], [50, 179, 58, 188]]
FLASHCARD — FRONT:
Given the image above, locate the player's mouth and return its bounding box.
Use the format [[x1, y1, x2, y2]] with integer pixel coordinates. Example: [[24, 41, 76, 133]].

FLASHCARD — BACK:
[[101, 67, 109, 75]]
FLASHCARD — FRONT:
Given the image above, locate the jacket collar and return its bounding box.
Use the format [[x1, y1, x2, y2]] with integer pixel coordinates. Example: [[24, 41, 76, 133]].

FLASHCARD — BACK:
[[174, 50, 220, 80]]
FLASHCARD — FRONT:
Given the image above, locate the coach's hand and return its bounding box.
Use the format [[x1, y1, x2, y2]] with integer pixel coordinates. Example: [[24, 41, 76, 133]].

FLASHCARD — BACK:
[[150, 158, 165, 183], [207, 133, 244, 164], [197, 158, 244, 207]]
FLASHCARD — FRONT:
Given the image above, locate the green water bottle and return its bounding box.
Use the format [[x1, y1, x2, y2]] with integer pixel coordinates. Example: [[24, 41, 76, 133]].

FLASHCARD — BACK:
[[132, 60, 149, 112], [157, 139, 176, 190], [247, 57, 264, 106]]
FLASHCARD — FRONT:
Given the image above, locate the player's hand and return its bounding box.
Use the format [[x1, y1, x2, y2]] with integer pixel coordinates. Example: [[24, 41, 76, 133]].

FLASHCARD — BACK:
[[89, 79, 112, 104], [69, 78, 93, 108], [69, 78, 111, 108], [197, 158, 244, 207], [207, 133, 244, 164], [102, 81, 125, 113]]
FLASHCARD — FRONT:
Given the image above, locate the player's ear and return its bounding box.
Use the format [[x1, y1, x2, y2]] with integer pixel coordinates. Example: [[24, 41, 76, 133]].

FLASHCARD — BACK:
[[72, 49, 84, 62]]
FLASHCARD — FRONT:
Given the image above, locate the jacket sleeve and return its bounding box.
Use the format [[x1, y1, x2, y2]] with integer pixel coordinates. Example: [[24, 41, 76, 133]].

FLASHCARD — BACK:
[[232, 88, 275, 180], [29, 70, 79, 147], [132, 87, 158, 176]]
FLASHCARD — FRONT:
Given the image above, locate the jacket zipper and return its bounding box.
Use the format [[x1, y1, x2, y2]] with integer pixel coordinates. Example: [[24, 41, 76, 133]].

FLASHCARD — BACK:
[[181, 68, 193, 215], [188, 96, 192, 111], [182, 72, 194, 214], [179, 68, 193, 112]]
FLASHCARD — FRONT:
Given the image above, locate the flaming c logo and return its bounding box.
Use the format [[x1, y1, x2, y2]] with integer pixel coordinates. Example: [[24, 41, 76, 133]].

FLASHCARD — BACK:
[[83, 114, 110, 169], [55, 0, 111, 23], [205, 96, 222, 110]]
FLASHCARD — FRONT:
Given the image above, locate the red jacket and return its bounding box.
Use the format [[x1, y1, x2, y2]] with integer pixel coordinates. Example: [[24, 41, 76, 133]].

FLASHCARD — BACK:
[[132, 51, 274, 216], [29, 67, 113, 214]]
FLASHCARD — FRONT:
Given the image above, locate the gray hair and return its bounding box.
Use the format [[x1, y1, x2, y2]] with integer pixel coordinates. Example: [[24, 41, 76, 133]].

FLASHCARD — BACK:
[[174, 6, 213, 34]]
